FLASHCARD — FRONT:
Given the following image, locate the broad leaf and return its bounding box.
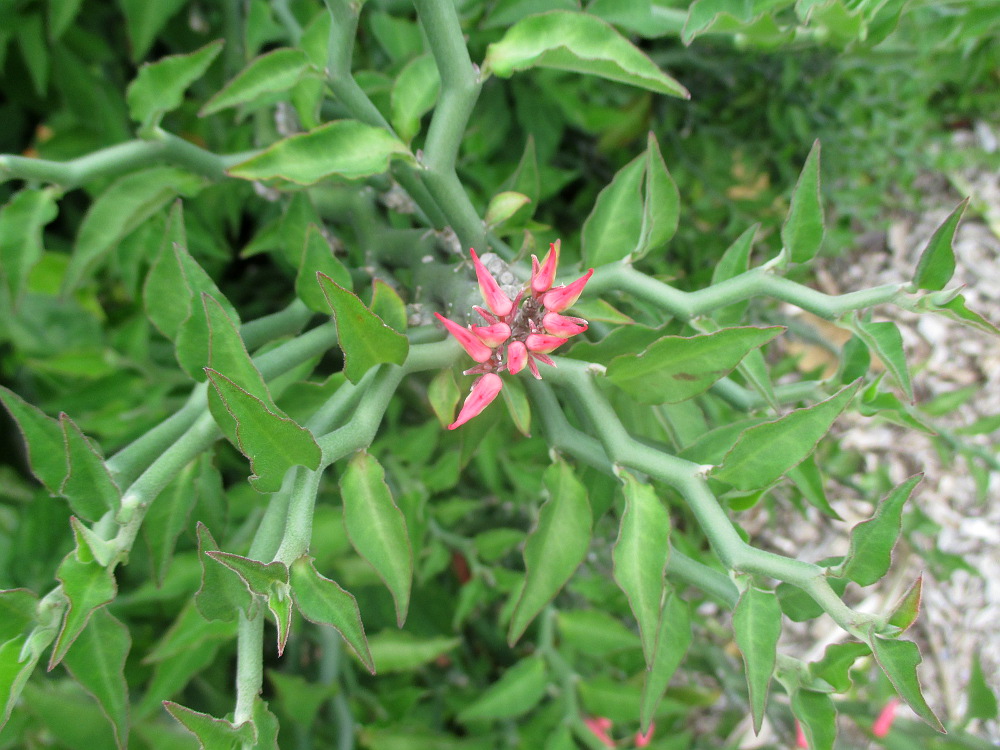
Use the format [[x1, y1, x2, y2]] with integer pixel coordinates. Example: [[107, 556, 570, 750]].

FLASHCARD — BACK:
[[60, 414, 121, 521], [810, 641, 870, 693], [870, 635, 944, 732], [127, 40, 223, 129], [390, 54, 440, 143], [790, 688, 837, 750], [840, 475, 921, 586], [340, 451, 412, 626], [201, 48, 314, 116], [0, 385, 66, 493], [229, 120, 414, 185], [163, 701, 256, 747], [508, 459, 591, 644], [608, 326, 784, 404], [483, 11, 689, 98], [781, 140, 824, 264], [732, 585, 781, 734], [51, 549, 117, 669], [581, 153, 644, 267], [317, 272, 409, 383], [913, 199, 968, 291], [0, 187, 57, 305], [712, 381, 860, 490], [194, 523, 255, 623], [457, 657, 548, 722], [640, 587, 691, 731], [295, 225, 351, 313]]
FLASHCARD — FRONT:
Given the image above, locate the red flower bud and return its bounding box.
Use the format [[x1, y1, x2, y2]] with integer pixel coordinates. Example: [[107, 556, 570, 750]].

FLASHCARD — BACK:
[[472, 322, 511, 348], [542, 268, 593, 313], [434, 312, 492, 363], [542, 312, 588, 338], [525, 333, 566, 354], [530, 240, 560, 295], [448, 373, 502, 429], [470, 248, 513, 317], [507, 340, 528, 374]]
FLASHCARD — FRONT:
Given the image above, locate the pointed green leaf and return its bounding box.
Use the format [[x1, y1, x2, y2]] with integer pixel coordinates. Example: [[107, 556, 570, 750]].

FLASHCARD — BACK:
[[163, 701, 257, 748], [640, 587, 691, 731], [887, 575, 922, 633], [841, 475, 920, 586], [781, 140, 824, 264], [146, 600, 237, 663], [0, 187, 58, 305], [317, 272, 408, 383], [966, 652, 999, 722], [483, 11, 688, 98], [636, 132, 679, 260], [390, 54, 440, 143], [608, 326, 784, 404], [427, 368, 460, 429], [852, 318, 913, 402], [137, 640, 219, 718], [70, 517, 117, 567], [289, 557, 374, 673], [485, 191, 532, 229], [51, 549, 117, 669], [581, 153, 644, 267], [60, 415, 120, 521], [119, 0, 187, 61], [228, 120, 415, 185], [711, 223, 758, 325], [913, 199, 968, 291], [810, 641, 870, 693], [366, 631, 461, 673], [0, 386, 66, 493], [205, 369, 321, 493], [267, 590, 293, 657], [870, 635, 944, 732], [267, 671, 336, 733], [790, 688, 837, 750], [370, 280, 407, 335], [501, 136, 540, 208], [127, 40, 224, 129], [732, 585, 781, 734], [612, 474, 670, 667], [206, 552, 289, 597], [194, 523, 255, 623], [201, 48, 313, 116], [457, 657, 548, 722], [296, 225, 351, 313], [508, 459, 591, 644], [922, 292, 1000, 336], [250, 698, 279, 750], [63, 607, 130, 749], [142, 459, 199, 585], [1, 634, 41, 730], [712, 381, 860, 491], [340, 451, 412, 626], [557, 609, 641, 655], [787, 455, 842, 521], [500, 374, 531, 437]]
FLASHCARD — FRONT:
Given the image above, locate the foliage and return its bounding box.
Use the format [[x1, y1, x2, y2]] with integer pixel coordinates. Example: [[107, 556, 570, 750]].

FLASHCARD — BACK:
[[0, 1, 998, 749]]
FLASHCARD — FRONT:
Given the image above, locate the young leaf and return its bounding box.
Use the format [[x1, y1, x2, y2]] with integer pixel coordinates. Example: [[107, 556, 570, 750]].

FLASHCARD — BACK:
[[457, 657, 548, 722], [712, 381, 860, 491], [0, 385, 66, 493], [268, 590, 293, 657], [636, 132, 679, 260], [194, 523, 255, 623], [62, 608, 130, 749], [126, 40, 224, 129], [295, 225, 351, 313], [840, 475, 921, 586], [485, 191, 532, 229], [163, 701, 257, 747], [390, 54, 440, 143], [640, 587, 692, 731], [50, 549, 117, 669], [366, 632, 461, 673], [781, 141, 824, 264], [0, 187, 58, 306], [870, 635, 944, 732], [200, 48, 313, 116], [732, 585, 782, 734], [483, 11, 689, 98], [886, 575, 922, 633], [228, 120, 415, 185], [608, 327, 784, 404], [581, 154, 644, 267], [913, 199, 968, 291], [612, 473, 671, 667], [317, 272, 409, 383], [508, 459, 592, 644], [205, 369, 322, 493], [289, 557, 374, 673], [852, 318, 913, 402], [340, 451, 412, 626], [790, 688, 837, 750], [60, 414, 121, 521], [711, 224, 758, 325]]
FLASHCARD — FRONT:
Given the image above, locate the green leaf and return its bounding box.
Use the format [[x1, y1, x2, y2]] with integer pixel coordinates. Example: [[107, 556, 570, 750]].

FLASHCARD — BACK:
[[51, 549, 117, 669], [500, 374, 531, 437], [0, 634, 42, 730], [508, 459, 592, 644], [0, 385, 66, 493], [556, 609, 641, 656], [127, 40, 224, 129], [340, 451, 412, 626], [295, 225, 351, 313], [251, 698, 279, 750], [886, 575, 922, 633], [390, 54, 440, 143], [142, 459, 199, 585], [612, 473, 671, 667], [366, 631, 460, 673], [164, 701, 257, 748], [640, 587, 692, 731], [267, 590, 293, 657], [457, 657, 548, 722], [712, 381, 860, 491], [870, 635, 944, 732], [0, 187, 58, 305], [119, 0, 188, 61], [370, 279, 408, 335], [810, 641, 869, 693], [70, 516, 117, 567], [483, 11, 689, 98], [49, 0, 86, 40], [207, 552, 289, 597], [852, 318, 913, 402], [790, 688, 837, 750], [840, 475, 920, 586], [636, 132, 679, 260], [138, 640, 219, 718], [205, 369, 321, 493], [581, 153, 644, 267], [428, 368, 460, 429], [781, 140, 824, 264], [228, 120, 415, 185], [485, 191, 532, 229], [201, 48, 313, 116], [267, 671, 336, 733], [194, 523, 256, 623], [913, 199, 968, 291], [922, 292, 1000, 336], [608, 326, 784, 404], [0, 589, 37, 642], [60, 414, 121, 521], [317, 272, 409, 383], [64, 167, 205, 294], [966, 652, 999, 722], [787, 455, 841, 521], [289, 557, 374, 673], [62, 607, 130, 749], [732, 585, 782, 734], [711, 224, 758, 325], [146, 600, 237, 663]]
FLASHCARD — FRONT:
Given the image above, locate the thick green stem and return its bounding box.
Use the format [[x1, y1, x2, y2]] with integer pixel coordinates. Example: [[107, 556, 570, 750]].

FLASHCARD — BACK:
[[234, 612, 264, 727]]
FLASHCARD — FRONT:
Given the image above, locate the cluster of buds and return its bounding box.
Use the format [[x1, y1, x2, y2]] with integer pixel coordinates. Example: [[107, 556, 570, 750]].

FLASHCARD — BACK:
[[435, 241, 593, 429]]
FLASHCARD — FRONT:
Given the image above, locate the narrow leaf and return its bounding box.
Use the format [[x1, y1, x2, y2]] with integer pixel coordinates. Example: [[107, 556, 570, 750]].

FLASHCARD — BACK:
[[0, 187, 58, 305], [636, 132, 679, 260], [340, 451, 412, 626], [201, 48, 313, 116], [457, 657, 548, 722], [267, 591, 293, 657], [841, 475, 921, 586], [732, 585, 782, 734], [127, 40, 224, 129], [142, 459, 199, 585], [500, 374, 531, 437], [870, 635, 944, 732], [428, 368, 460, 429], [640, 587, 691, 731], [0, 385, 66, 493], [163, 701, 256, 747], [581, 154, 644, 267], [913, 199, 968, 291], [51, 550, 117, 669], [0, 589, 37, 642], [60, 415, 121, 521], [852, 318, 913, 402], [781, 140, 824, 264]]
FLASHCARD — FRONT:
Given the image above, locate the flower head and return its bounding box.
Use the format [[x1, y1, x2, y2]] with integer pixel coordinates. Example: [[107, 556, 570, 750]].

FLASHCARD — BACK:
[[437, 243, 593, 428]]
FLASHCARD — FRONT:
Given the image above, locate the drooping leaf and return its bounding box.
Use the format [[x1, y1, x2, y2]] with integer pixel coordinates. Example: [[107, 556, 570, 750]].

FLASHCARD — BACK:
[[608, 326, 784, 404], [60, 414, 121, 521], [612, 474, 671, 667], [0, 187, 58, 306], [365, 631, 461, 673], [508, 459, 592, 644], [194, 523, 255, 623], [581, 153, 644, 267], [781, 140, 824, 264], [289, 557, 374, 673], [0, 385, 66, 493], [712, 381, 860, 491], [50, 549, 117, 669], [228, 120, 415, 185], [317, 272, 409, 383], [790, 688, 837, 750], [852, 318, 913, 402], [127, 40, 224, 129], [840, 475, 921, 586], [390, 54, 440, 143], [640, 587, 691, 731], [201, 48, 314, 116], [295, 225, 351, 313], [483, 11, 689, 98], [913, 199, 968, 291], [163, 701, 257, 748], [869, 635, 944, 732], [340, 451, 412, 626], [457, 657, 548, 722], [732, 585, 782, 734]]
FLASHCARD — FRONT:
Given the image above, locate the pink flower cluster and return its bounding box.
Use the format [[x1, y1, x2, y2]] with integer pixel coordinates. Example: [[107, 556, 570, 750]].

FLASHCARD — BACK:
[[435, 241, 593, 429]]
